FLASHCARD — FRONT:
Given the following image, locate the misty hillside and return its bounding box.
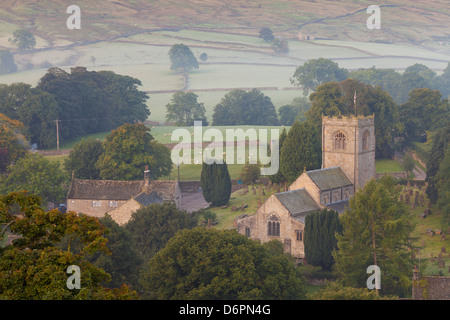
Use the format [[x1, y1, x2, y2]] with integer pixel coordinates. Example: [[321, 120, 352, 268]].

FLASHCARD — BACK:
[[0, 0, 449, 51]]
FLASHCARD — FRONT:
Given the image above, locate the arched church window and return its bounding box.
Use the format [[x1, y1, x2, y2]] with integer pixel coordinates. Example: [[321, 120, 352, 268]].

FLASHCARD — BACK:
[[267, 214, 280, 236], [334, 131, 347, 150], [362, 130, 370, 150]]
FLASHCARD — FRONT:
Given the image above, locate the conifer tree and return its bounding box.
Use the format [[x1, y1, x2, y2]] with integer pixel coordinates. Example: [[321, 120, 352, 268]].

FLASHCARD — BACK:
[[201, 160, 231, 207]]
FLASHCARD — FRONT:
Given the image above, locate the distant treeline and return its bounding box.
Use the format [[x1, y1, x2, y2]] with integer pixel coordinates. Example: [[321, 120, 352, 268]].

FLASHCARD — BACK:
[[0, 67, 149, 149]]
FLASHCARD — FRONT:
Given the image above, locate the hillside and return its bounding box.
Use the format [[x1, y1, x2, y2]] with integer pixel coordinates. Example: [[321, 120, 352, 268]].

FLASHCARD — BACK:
[[1, 0, 449, 50]]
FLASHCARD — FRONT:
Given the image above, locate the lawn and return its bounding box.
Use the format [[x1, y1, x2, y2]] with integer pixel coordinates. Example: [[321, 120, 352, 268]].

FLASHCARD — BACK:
[[375, 158, 403, 173]]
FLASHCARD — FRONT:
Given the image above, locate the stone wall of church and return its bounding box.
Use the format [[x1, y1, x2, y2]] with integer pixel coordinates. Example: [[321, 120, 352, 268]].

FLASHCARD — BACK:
[[288, 173, 322, 207], [235, 195, 307, 259]]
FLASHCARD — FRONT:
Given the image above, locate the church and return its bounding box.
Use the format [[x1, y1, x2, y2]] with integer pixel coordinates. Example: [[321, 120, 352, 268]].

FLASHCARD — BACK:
[[235, 114, 376, 262]]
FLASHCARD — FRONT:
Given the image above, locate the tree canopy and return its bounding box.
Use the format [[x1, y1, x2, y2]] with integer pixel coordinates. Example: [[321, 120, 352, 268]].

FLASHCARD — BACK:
[[291, 58, 348, 96], [95, 123, 171, 181], [166, 91, 207, 126], [201, 161, 232, 207], [0, 191, 138, 300], [212, 89, 280, 126], [333, 176, 414, 297], [139, 227, 306, 300], [64, 138, 104, 180], [168, 44, 199, 74], [9, 29, 36, 50]]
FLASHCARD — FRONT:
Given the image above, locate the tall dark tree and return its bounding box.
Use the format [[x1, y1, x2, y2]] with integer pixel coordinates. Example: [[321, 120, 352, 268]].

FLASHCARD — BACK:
[[399, 88, 449, 142], [201, 161, 231, 207], [279, 120, 321, 183], [304, 209, 342, 271], [426, 124, 450, 204]]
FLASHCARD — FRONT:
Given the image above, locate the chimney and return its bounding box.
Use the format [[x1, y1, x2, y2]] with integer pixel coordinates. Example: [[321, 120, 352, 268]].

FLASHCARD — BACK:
[[144, 165, 150, 188]]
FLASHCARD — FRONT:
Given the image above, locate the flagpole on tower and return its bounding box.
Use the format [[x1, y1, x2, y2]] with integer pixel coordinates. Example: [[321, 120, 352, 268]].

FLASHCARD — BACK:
[[354, 91, 357, 117]]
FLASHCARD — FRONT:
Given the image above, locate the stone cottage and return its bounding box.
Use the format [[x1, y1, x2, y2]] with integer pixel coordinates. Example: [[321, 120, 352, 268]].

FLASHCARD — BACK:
[[66, 167, 182, 225], [235, 115, 376, 261]]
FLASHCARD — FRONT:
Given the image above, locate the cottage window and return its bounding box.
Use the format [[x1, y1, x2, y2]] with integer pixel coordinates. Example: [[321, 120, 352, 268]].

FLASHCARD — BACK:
[[334, 131, 347, 150], [92, 200, 101, 207], [109, 200, 118, 207], [268, 214, 280, 236], [245, 227, 251, 237]]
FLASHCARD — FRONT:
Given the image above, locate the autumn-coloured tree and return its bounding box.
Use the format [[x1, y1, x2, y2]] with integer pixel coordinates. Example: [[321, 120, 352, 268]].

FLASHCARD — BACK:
[[0, 113, 28, 172], [0, 191, 138, 300]]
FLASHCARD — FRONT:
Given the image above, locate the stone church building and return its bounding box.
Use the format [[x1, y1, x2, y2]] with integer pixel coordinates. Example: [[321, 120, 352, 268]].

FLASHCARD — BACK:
[[235, 115, 376, 261]]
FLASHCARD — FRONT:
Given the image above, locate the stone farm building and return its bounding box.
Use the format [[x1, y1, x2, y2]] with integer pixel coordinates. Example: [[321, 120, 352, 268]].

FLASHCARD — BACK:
[[235, 115, 376, 262], [67, 167, 182, 225]]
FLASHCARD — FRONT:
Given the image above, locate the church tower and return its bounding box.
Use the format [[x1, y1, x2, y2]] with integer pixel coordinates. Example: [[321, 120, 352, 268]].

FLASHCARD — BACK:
[[321, 115, 375, 190]]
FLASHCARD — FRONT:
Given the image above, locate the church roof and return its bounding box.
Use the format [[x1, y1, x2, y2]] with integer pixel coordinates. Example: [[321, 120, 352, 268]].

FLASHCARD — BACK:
[[275, 188, 320, 218], [134, 191, 163, 206], [306, 167, 353, 190], [326, 200, 350, 214]]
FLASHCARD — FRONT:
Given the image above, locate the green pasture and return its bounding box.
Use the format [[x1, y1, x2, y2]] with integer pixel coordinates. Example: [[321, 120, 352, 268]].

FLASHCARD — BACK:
[[375, 158, 404, 173]]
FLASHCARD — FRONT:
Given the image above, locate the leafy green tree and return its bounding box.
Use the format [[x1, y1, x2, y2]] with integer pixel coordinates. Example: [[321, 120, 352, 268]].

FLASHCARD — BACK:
[[0, 191, 138, 300], [168, 44, 199, 75], [201, 161, 232, 207], [239, 163, 261, 186], [349, 67, 402, 101], [9, 29, 36, 50], [333, 176, 414, 297], [96, 123, 172, 181], [279, 120, 321, 183], [0, 83, 58, 148], [0, 50, 17, 74], [258, 27, 274, 42], [435, 146, 450, 228], [308, 281, 392, 300], [426, 124, 450, 204], [401, 155, 415, 178], [0, 153, 67, 204], [166, 91, 207, 126], [212, 89, 280, 126], [291, 58, 348, 96], [0, 113, 28, 172], [271, 37, 289, 53], [78, 214, 143, 290], [139, 228, 306, 300], [199, 53, 208, 62], [124, 202, 198, 262], [64, 138, 104, 180], [399, 88, 449, 142], [304, 209, 342, 271]]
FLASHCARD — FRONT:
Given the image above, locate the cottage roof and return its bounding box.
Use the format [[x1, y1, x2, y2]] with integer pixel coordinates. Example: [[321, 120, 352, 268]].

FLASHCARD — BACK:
[[275, 188, 320, 218], [67, 178, 178, 201], [67, 179, 144, 200], [306, 167, 352, 190]]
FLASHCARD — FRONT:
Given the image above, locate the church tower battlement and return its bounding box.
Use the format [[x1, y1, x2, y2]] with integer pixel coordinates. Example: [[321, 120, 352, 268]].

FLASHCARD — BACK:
[[322, 114, 375, 190]]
